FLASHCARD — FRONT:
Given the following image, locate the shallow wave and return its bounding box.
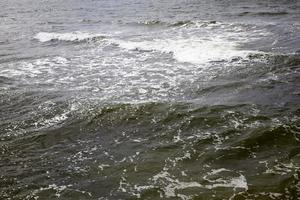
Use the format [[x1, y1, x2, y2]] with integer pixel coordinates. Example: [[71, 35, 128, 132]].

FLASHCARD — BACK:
[[34, 32, 106, 42]]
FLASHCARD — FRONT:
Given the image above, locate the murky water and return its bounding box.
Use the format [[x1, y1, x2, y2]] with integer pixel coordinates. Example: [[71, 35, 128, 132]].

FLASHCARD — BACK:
[[1, 0, 300, 199]]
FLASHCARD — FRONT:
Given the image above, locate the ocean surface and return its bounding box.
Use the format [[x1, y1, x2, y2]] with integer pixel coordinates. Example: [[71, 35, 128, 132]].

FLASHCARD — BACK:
[[1, 0, 300, 199]]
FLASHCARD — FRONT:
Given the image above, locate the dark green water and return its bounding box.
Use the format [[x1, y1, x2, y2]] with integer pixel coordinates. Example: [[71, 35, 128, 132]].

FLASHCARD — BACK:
[[1, 0, 300, 199]]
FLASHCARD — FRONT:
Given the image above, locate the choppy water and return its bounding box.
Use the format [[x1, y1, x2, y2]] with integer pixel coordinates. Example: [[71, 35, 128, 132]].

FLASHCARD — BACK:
[[1, 0, 300, 199]]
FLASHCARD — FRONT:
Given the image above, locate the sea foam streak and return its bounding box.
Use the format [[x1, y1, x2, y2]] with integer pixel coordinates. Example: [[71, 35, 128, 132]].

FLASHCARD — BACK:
[[34, 32, 105, 42]]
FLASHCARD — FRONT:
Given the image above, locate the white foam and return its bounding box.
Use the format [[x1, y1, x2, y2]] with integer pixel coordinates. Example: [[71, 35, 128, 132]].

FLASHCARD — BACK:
[[31, 184, 69, 198], [12, 22, 265, 103], [113, 36, 252, 65], [206, 175, 248, 190], [208, 168, 230, 175], [34, 32, 105, 42], [130, 168, 248, 199], [29, 183, 92, 199], [153, 171, 203, 198], [33, 101, 81, 130]]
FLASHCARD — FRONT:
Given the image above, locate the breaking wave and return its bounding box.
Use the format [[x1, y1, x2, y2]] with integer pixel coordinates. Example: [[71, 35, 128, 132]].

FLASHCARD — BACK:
[[113, 37, 254, 65]]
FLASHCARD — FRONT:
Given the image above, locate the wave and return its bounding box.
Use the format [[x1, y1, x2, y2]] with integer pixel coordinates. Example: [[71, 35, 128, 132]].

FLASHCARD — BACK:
[[135, 20, 218, 27], [33, 31, 255, 66], [80, 19, 102, 24], [112, 37, 253, 65], [246, 52, 300, 67], [34, 32, 106, 43], [239, 11, 289, 17], [137, 20, 166, 26], [2, 98, 299, 199], [109, 20, 259, 65], [137, 20, 194, 27]]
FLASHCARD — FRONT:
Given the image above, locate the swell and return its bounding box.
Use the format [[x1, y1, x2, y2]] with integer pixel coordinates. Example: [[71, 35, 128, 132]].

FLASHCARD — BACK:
[[2, 101, 300, 198], [4, 101, 299, 149], [1, 99, 299, 199]]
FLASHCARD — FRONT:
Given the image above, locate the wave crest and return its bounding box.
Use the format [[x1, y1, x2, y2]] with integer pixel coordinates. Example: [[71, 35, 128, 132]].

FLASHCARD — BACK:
[[34, 32, 106, 43], [113, 37, 253, 65], [136, 20, 218, 27]]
